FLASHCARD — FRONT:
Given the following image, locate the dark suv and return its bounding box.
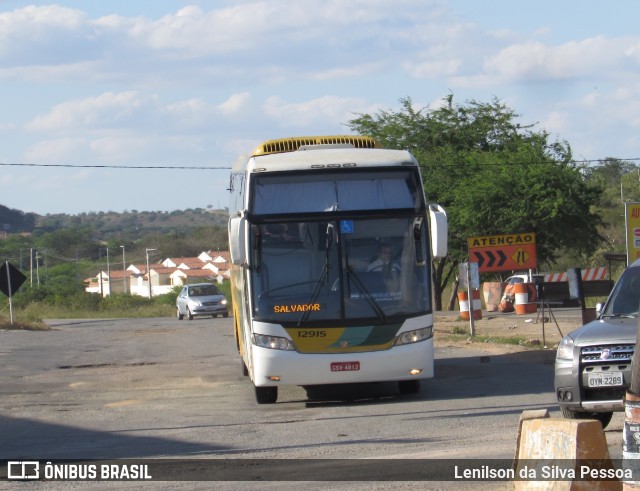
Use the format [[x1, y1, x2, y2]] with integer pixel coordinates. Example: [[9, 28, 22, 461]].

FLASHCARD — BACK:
[[554, 259, 639, 429]]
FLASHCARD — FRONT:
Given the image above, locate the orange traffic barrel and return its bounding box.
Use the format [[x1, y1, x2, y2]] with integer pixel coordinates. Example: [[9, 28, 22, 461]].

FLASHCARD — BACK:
[[514, 283, 537, 315], [458, 289, 482, 320]]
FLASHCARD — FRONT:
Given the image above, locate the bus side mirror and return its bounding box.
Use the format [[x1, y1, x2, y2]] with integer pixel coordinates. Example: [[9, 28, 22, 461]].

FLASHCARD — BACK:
[[428, 204, 448, 259], [229, 216, 246, 266]]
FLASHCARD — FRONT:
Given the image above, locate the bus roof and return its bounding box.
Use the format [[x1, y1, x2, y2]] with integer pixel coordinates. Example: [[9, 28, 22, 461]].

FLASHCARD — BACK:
[[231, 136, 416, 174], [244, 146, 417, 174]]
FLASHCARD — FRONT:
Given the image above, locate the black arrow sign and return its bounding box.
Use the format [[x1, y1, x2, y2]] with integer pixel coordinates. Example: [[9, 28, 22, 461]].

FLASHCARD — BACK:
[[486, 250, 496, 268], [497, 250, 507, 266], [473, 251, 484, 268], [471, 250, 508, 271], [0, 261, 27, 297]]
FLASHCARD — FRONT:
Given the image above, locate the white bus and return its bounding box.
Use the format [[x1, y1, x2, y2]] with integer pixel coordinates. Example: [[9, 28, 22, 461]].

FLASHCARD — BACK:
[[228, 135, 447, 404]]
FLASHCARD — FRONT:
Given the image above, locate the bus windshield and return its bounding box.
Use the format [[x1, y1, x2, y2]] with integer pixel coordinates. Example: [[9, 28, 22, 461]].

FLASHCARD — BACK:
[[250, 216, 430, 324], [251, 169, 423, 215]]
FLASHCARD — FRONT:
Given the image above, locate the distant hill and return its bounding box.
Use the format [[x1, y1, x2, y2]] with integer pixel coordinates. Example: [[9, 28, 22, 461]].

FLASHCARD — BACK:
[[0, 204, 37, 233], [3, 206, 228, 239]]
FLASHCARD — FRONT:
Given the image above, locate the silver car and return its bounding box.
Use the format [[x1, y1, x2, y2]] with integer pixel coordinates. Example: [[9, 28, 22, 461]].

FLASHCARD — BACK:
[[176, 283, 229, 320], [554, 259, 639, 429]]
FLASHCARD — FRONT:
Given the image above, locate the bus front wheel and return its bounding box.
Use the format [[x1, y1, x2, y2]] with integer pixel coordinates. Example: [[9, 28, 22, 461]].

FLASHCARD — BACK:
[[398, 380, 420, 394], [255, 386, 278, 404]]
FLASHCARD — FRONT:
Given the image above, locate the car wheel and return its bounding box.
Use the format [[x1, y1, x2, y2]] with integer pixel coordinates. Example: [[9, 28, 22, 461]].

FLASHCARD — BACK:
[[398, 380, 421, 394], [560, 406, 614, 429], [223, 312, 229, 318], [177, 307, 184, 320], [187, 309, 194, 321], [255, 386, 278, 404]]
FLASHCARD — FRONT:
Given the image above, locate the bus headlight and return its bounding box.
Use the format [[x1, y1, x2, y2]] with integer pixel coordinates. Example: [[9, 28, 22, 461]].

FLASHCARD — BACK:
[[395, 327, 432, 346], [252, 333, 294, 351]]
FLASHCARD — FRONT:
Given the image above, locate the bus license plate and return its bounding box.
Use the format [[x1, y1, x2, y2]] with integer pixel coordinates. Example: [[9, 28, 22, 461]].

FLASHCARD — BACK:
[[587, 372, 623, 387], [331, 361, 360, 372]]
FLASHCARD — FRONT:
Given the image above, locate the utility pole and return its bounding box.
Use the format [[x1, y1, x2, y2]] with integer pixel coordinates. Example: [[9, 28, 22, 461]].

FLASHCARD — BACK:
[[35, 251, 40, 286], [106, 247, 111, 297], [146, 248, 156, 298], [98, 248, 103, 297], [120, 245, 126, 294]]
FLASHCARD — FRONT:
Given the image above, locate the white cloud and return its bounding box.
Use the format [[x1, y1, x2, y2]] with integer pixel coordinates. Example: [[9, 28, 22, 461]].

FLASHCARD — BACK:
[[217, 93, 252, 116], [0, 5, 86, 40], [163, 98, 211, 127], [404, 59, 462, 79], [25, 91, 152, 131], [262, 95, 373, 128], [483, 37, 630, 83], [0, 1, 451, 86], [24, 137, 87, 164], [88, 136, 152, 162], [3, 0, 640, 214], [306, 62, 388, 81]]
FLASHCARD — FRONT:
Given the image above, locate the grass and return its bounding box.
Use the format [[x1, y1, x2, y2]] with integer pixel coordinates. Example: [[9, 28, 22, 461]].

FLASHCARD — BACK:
[[0, 318, 50, 331], [436, 330, 533, 347], [0, 302, 175, 329], [435, 316, 548, 348], [17, 302, 175, 320]]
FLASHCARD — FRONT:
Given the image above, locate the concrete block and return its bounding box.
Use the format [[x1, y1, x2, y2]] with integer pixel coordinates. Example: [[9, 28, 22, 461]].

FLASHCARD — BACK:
[[514, 417, 620, 491]]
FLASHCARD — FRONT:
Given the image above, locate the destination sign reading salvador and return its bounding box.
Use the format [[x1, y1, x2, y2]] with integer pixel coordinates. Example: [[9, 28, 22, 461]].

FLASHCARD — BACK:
[[467, 233, 537, 273]]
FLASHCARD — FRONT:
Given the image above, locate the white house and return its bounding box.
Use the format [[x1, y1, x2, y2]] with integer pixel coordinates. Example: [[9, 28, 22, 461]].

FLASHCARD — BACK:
[[85, 250, 231, 297]]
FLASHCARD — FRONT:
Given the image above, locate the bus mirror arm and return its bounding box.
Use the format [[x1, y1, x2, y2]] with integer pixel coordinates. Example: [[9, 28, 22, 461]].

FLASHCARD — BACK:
[[413, 218, 426, 266], [253, 230, 262, 271]]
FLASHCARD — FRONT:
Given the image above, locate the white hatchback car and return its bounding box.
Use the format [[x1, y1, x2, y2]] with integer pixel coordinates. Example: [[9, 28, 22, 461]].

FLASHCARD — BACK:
[[176, 283, 229, 320]]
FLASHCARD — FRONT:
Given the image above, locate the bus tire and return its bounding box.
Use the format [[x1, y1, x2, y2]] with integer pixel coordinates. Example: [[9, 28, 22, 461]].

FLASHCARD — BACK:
[[255, 386, 278, 404], [241, 359, 249, 377], [398, 380, 420, 394]]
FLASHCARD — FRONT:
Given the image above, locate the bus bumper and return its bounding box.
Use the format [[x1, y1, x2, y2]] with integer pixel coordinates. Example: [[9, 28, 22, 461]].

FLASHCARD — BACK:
[[251, 339, 434, 387]]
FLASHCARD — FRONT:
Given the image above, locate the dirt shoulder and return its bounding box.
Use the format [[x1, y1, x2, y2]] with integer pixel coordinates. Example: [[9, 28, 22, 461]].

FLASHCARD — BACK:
[[434, 307, 585, 353]]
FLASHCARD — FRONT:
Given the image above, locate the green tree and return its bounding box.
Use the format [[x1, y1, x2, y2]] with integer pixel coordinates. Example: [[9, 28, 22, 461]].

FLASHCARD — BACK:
[[348, 96, 604, 310], [585, 158, 639, 273], [32, 227, 99, 260]]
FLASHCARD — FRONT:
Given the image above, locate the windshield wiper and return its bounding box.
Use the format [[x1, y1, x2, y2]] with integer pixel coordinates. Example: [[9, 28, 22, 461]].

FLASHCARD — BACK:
[[345, 265, 388, 323], [296, 262, 329, 327], [297, 224, 334, 326]]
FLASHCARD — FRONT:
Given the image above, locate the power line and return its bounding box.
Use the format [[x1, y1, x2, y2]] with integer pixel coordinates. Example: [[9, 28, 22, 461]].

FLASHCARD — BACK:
[[1, 158, 639, 170], [0, 162, 231, 170]]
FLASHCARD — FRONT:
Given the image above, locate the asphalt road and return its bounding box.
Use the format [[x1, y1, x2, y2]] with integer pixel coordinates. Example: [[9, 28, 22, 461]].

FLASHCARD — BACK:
[[0, 316, 624, 489]]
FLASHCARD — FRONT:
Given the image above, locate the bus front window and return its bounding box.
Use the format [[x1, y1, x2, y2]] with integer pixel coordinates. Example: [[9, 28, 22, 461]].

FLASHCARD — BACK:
[[250, 217, 431, 324], [251, 222, 342, 322], [341, 217, 430, 320]]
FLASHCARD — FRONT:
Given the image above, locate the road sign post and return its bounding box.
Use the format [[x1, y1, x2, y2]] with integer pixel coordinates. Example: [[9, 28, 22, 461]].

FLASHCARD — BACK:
[[459, 262, 480, 336], [0, 261, 27, 324]]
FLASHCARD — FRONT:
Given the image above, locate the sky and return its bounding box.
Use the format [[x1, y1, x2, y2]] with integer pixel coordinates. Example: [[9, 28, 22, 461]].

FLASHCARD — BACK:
[[1, 0, 640, 216]]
